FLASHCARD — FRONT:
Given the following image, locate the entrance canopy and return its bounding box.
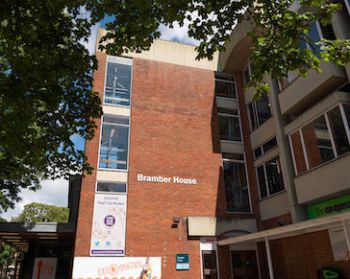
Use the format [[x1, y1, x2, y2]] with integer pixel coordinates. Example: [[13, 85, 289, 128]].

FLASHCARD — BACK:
[[0, 222, 75, 251], [218, 211, 350, 246], [217, 212, 350, 279]]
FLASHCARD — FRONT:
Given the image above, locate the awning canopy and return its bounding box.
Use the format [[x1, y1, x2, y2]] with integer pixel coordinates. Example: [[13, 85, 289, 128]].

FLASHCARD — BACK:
[[218, 211, 350, 246]]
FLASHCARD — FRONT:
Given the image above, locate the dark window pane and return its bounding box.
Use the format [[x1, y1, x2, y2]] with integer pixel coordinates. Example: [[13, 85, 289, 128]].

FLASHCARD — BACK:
[[104, 62, 131, 106], [327, 106, 350, 155], [97, 182, 127, 193], [217, 107, 238, 116], [222, 153, 244, 161], [218, 115, 241, 141], [223, 161, 250, 212], [256, 95, 272, 125], [257, 166, 267, 198], [248, 103, 257, 130], [243, 66, 250, 86], [99, 115, 129, 170], [254, 147, 262, 159], [309, 22, 321, 57], [343, 104, 350, 132], [290, 131, 307, 173], [265, 157, 284, 195], [320, 24, 335, 40], [302, 115, 334, 168], [262, 137, 278, 153], [215, 80, 236, 98]]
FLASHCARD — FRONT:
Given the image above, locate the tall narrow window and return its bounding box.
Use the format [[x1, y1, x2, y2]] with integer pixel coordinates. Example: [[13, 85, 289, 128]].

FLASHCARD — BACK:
[[248, 95, 272, 130], [257, 156, 284, 198], [302, 115, 334, 168], [105, 62, 131, 106], [223, 158, 250, 212], [99, 115, 129, 170], [218, 108, 241, 142], [327, 107, 350, 156]]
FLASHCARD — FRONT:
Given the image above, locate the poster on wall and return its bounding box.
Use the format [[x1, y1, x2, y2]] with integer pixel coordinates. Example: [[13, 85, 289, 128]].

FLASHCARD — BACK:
[[32, 258, 57, 279], [90, 194, 127, 256], [72, 257, 161, 279]]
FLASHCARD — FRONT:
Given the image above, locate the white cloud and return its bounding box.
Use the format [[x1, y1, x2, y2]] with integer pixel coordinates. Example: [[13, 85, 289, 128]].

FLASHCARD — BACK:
[[1, 179, 69, 221], [158, 21, 199, 46]]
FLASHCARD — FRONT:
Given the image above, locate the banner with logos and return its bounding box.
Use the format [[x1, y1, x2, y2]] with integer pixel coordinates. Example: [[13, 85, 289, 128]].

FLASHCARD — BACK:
[[90, 194, 127, 256], [72, 257, 161, 279]]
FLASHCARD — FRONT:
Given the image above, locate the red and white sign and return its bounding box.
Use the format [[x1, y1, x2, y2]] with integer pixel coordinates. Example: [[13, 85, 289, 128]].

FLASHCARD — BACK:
[[72, 257, 161, 279], [32, 258, 57, 279]]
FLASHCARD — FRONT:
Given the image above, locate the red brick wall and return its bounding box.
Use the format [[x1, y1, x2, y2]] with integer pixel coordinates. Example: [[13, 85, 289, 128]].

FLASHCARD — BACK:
[[74, 51, 106, 256], [125, 58, 227, 278], [290, 131, 307, 173], [262, 213, 292, 230], [269, 230, 350, 279]]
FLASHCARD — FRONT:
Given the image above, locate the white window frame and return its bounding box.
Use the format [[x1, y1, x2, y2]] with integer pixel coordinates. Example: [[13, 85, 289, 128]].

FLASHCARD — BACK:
[[104, 56, 133, 108], [97, 114, 131, 172], [218, 108, 242, 143], [289, 103, 350, 175], [346, 0, 350, 16], [247, 95, 272, 131], [215, 77, 237, 99], [256, 156, 285, 199], [222, 157, 252, 214]]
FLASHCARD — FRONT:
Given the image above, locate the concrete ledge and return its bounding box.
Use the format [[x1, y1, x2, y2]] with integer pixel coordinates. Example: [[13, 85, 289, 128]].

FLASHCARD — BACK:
[[279, 62, 347, 116], [187, 216, 257, 236], [295, 153, 350, 204]]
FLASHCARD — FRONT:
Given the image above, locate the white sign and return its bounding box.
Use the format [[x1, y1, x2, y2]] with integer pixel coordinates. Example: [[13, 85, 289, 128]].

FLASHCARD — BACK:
[[90, 194, 126, 256], [32, 258, 57, 279], [72, 257, 161, 279], [137, 173, 197, 185]]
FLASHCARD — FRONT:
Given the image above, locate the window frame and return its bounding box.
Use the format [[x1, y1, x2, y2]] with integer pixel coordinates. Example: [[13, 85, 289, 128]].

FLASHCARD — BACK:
[[256, 156, 285, 199], [103, 56, 133, 108], [346, 0, 350, 16], [289, 103, 350, 175], [95, 181, 128, 195], [217, 108, 242, 142], [222, 156, 252, 214], [215, 77, 237, 99], [247, 95, 272, 131], [97, 114, 131, 172]]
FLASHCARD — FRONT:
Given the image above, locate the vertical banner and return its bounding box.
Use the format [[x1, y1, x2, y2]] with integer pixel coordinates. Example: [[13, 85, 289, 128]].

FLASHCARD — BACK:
[[32, 258, 57, 279], [90, 194, 127, 256], [72, 257, 161, 279]]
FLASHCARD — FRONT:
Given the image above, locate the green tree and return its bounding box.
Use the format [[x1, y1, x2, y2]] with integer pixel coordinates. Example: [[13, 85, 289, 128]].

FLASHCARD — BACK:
[[0, 217, 6, 222], [0, 243, 15, 277], [11, 202, 69, 223], [1, 0, 349, 212]]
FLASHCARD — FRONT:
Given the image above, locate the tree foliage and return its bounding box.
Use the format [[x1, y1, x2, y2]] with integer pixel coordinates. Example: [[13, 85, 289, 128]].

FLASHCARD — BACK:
[[1, 0, 349, 212], [0, 243, 15, 276], [11, 202, 69, 223]]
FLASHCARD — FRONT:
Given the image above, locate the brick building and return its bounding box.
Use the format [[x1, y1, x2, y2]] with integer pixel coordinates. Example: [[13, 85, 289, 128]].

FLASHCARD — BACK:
[[72, 2, 350, 279]]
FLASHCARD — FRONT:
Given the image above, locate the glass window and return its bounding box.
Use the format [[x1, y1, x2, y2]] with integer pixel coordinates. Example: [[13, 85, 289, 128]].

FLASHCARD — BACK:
[[347, 0, 350, 15], [97, 182, 127, 193], [218, 108, 241, 141], [215, 79, 236, 98], [257, 166, 267, 198], [265, 157, 284, 195], [309, 22, 321, 57], [99, 115, 129, 170], [327, 107, 350, 156], [104, 62, 131, 106], [248, 95, 272, 130], [302, 115, 334, 168], [254, 147, 262, 159], [262, 137, 277, 153], [257, 156, 284, 198], [343, 104, 350, 131], [256, 95, 272, 125], [290, 131, 307, 173], [223, 160, 250, 212]]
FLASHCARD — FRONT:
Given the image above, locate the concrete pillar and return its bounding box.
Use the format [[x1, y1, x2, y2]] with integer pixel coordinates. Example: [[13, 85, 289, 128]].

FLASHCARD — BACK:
[[268, 79, 307, 223], [265, 237, 274, 279]]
